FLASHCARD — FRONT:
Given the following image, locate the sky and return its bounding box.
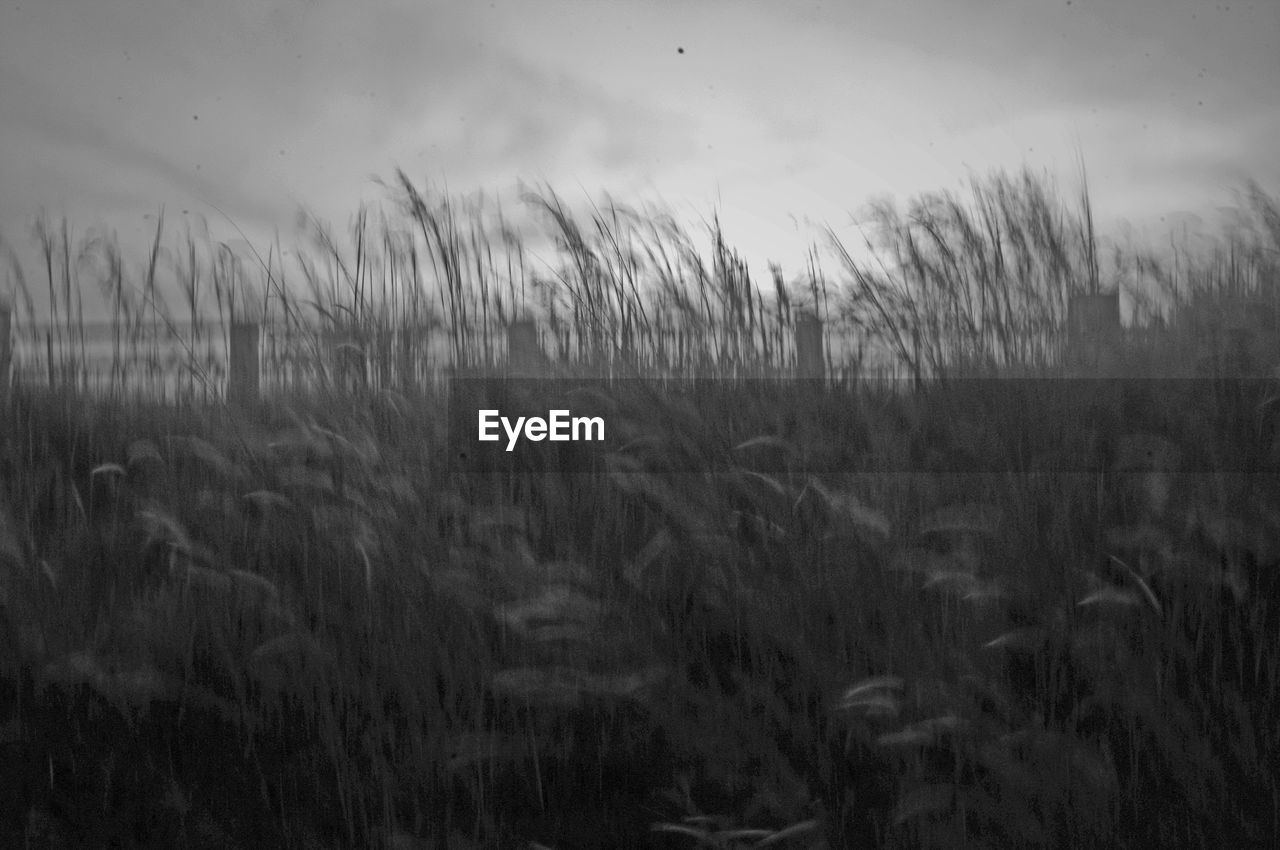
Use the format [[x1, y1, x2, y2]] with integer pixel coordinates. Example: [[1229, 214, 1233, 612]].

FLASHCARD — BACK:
[[1, 0, 1277, 322]]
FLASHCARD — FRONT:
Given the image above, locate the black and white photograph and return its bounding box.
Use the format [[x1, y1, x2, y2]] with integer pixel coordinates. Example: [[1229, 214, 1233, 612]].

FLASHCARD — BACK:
[[1, 0, 1278, 846]]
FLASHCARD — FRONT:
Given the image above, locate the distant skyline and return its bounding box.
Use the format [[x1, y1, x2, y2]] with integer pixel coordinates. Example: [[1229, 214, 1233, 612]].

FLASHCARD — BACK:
[[2, 0, 1277, 320]]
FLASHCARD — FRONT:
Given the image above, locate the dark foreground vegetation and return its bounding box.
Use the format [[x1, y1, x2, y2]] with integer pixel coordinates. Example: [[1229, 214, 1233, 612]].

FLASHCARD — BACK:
[[1, 168, 1279, 847]]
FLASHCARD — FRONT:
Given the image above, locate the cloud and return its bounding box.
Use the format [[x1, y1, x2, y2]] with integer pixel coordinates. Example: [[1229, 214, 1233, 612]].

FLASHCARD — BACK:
[[1, 0, 1276, 321]]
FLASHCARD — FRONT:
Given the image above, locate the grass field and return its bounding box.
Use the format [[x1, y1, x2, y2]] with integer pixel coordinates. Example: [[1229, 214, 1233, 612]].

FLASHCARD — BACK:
[[1, 168, 1279, 848]]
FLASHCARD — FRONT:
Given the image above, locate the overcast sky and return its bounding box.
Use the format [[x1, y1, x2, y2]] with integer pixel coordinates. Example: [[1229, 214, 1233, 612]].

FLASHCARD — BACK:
[[1, 0, 1276, 320]]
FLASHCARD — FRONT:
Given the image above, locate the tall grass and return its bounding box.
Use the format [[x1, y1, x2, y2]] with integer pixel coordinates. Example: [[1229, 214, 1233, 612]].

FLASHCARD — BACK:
[[1, 167, 1278, 848]]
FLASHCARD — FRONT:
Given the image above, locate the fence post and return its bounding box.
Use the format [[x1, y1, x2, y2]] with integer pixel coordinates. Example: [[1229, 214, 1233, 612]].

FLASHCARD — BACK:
[[1067, 292, 1121, 375], [228, 322, 260, 405], [343, 330, 367, 392], [795, 311, 824, 381], [1219, 295, 1275, 377], [396, 327, 414, 393], [0, 302, 9, 402], [507, 319, 545, 377]]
